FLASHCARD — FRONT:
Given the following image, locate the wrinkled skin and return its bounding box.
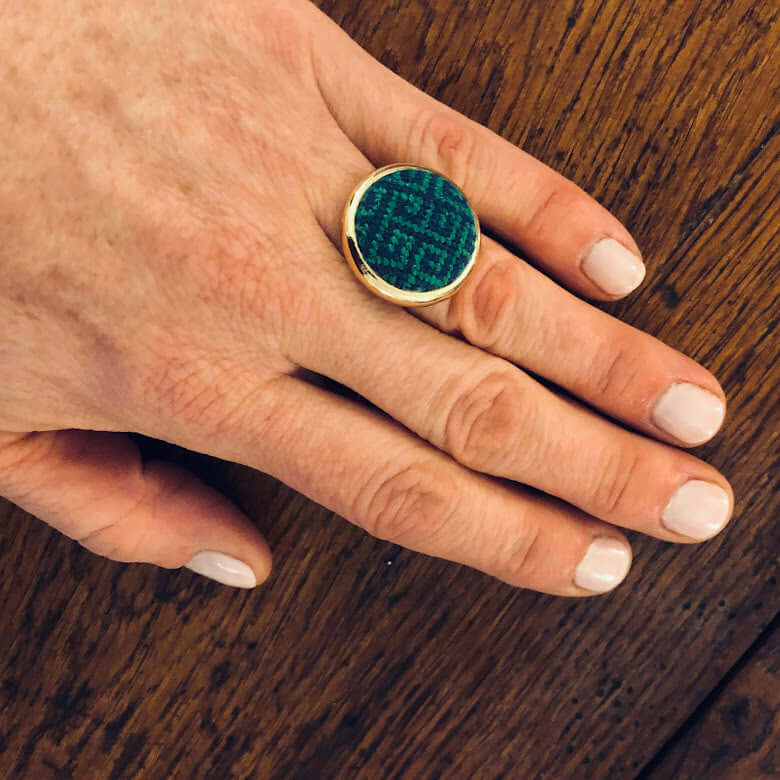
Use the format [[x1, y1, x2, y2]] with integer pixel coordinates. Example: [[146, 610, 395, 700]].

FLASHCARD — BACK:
[[0, 0, 732, 595]]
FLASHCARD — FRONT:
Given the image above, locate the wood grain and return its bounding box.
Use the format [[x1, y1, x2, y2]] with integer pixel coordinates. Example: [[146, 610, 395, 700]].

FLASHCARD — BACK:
[[1, 0, 778, 777], [643, 619, 779, 779]]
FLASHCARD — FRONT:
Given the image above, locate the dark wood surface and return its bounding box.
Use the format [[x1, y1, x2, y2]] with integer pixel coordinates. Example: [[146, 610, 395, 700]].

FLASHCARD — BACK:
[[1, 0, 778, 777], [643, 618, 778, 780]]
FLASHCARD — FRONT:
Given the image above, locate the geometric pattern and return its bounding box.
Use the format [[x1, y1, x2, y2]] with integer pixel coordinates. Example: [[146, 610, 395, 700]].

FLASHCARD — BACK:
[[353, 167, 478, 292]]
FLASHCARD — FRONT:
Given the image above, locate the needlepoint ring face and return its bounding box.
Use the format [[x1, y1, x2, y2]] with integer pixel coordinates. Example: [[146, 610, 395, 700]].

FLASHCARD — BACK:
[[342, 165, 481, 307]]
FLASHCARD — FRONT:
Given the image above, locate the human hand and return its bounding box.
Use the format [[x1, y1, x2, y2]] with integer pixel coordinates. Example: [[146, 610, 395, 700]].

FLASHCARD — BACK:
[[0, 0, 732, 595]]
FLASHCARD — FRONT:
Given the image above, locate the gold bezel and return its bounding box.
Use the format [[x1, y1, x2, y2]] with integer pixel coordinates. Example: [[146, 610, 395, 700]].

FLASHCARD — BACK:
[[341, 164, 481, 307]]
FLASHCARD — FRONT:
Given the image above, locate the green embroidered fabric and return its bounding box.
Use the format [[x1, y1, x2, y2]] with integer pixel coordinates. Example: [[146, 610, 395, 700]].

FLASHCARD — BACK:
[[353, 168, 477, 292]]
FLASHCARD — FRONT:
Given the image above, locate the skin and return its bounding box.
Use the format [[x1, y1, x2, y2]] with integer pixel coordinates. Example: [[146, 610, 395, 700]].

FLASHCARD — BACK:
[[0, 0, 732, 596]]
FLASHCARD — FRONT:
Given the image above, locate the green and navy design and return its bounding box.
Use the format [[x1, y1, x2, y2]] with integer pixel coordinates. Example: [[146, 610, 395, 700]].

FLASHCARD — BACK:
[[343, 165, 480, 305]]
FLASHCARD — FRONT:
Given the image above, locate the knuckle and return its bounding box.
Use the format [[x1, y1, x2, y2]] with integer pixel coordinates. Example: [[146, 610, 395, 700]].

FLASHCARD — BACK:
[[590, 340, 643, 398], [496, 524, 543, 588], [77, 518, 136, 562], [592, 447, 641, 516], [76, 463, 175, 563], [522, 182, 576, 238], [414, 110, 481, 193], [362, 462, 458, 545], [75, 475, 149, 562], [243, 2, 314, 77], [455, 252, 519, 351], [443, 367, 527, 469]]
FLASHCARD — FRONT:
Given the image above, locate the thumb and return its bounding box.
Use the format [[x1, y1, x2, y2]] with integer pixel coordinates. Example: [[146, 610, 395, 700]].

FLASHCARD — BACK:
[[0, 429, 271, 588]]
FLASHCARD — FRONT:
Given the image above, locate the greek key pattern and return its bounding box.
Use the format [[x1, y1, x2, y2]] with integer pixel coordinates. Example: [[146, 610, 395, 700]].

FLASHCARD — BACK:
[[354, 168, 477, 292]]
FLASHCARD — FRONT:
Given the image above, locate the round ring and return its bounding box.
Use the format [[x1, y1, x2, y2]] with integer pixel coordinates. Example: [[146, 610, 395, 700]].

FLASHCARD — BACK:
[[341, 164, 481, 306]]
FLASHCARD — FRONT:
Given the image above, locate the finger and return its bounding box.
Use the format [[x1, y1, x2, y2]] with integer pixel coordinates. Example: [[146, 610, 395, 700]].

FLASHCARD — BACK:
[[418, 236, 726, 446], [294, 113, 724, 449], [160, 373, 632, 596], [309, 9, 645, 300], [287, 239, 733, 543], [0, 430, 271, 587]]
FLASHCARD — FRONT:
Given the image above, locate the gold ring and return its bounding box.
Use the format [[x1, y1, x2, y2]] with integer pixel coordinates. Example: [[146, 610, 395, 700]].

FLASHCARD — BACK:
[[341, 164, 481, 307]]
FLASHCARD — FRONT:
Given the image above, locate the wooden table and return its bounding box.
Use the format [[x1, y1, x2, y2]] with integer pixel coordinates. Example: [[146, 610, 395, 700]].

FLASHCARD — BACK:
[[1, 0, 777, 777]]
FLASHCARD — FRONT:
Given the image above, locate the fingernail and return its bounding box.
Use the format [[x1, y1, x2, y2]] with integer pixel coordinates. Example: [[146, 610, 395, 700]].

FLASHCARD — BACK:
[[185, 551, 257, 588], [574, 538, 632, 593], [662, 480, 731, 540], [652, 383, 725, 445], [582, 238, 646, 296]]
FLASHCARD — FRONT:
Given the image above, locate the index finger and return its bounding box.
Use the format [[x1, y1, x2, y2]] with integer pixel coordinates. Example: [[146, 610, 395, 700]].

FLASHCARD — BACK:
[[310, 8, 646, 301]]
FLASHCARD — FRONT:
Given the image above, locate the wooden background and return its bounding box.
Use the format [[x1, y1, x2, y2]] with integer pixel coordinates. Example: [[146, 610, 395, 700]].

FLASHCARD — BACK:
[[1, 0, 777, 777]]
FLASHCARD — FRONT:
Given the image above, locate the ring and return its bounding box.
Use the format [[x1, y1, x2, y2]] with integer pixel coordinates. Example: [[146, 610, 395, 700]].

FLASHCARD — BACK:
[[341, 164, 481, 306]]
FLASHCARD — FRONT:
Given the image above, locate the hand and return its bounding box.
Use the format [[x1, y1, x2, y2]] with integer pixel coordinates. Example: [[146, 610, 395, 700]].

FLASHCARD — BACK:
[[0, 0, 732, 595]]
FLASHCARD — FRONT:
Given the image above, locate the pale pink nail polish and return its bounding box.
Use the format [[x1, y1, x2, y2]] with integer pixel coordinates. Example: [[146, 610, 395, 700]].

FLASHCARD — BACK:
[[185, 551, 257, 588], [582, 238, 646, 296], [574, 538, 632, 593], [662, 481, 731, 540]]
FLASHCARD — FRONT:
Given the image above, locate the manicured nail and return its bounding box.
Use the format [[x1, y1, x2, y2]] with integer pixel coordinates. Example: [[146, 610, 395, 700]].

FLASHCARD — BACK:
[[662, 480, 731, 540], [582, 238, 646, 296], [652, 383, 725, 445], [185, 551, 257, 588], [574, 538, 632, 593]]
